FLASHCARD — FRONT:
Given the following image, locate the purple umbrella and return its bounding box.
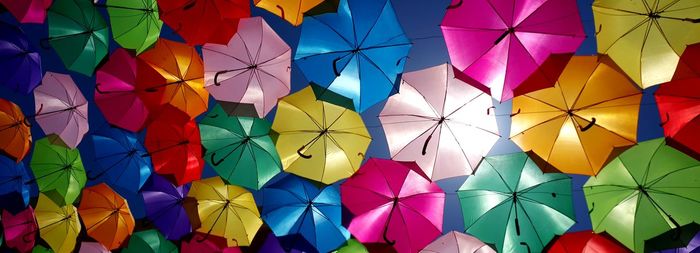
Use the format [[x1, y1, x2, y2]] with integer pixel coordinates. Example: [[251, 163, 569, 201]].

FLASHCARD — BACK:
[[0, 21, 41, 94], [258, 233, 303, 253], [140, 174, 192, 240], [33, 72, 88, 148], [656, 232, 700, 253]]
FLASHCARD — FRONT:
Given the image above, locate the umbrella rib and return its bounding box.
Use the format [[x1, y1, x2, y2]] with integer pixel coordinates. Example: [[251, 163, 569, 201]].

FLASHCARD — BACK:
[[645, 164, 700, 187], [490, 162, 515, 192], [599, 17, 651, 54], [514, 199, 547, 246], [518, 195, 574, 220], [463, 196, 513, 228], [591, 190, 638, 231], [223, 143, 248, 181], [518, 177, 571, 194], [236, 31, 255, 64], [640, 138, 667, 184], [484, 0, 510, 27], [358, 52, 404, 88], [440, 123, 474, 170]]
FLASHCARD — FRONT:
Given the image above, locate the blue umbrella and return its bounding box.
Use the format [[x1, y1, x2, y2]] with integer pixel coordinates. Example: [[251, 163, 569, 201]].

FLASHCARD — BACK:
[[0, 155, 31, 214], [294, 0, 411, 112], [88, 127, 152, 192], [261, 175, 350, 253], [0, 21, 41, 94]]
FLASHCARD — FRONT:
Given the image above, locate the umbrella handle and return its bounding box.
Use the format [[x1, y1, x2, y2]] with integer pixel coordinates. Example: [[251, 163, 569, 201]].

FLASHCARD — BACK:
[[39, 38, 52, 50], [396, 56, 408, 66], [578, 117, 596, 132], [446, 0, 462, 9], [357, 152, 365, 159], [210, 152, 225, 166], [297, 146, 312, 159], [519, 242, 531, 253], [510, 108, 521, 117], [486, 106, 495, 115], [596, 24, 603, 35], [659, 112, 670, 126], [22, 231, 35, 243], [276, 5, 285, 20], [213, 71, 227, 86], [588, 202, 594, 214], [421, 135, 432, 155], [332, 57, 342, 76], [183, 0, 196, 10], [94, 83, 113, 94]]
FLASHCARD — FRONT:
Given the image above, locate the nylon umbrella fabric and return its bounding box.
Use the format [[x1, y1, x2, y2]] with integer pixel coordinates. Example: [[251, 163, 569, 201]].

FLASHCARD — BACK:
[[254, 0, 327, 26], [0, 98, 32, 162], [334, 239, 368, 253], [181, 233, 243, 253], [0, 21, 42, 94], [379, 63, 499, 180], [35, 193, 81, 253], [78, 183, 135, 250], [203, 17, 291, 118], [547, 230, 628, 253], [652, 230, 700, 253], [441, 0, 585, 102], [30, 137, 86, 206], [34, 72, 89, 149], [584, 138, 700, 252], [510, 56, 642, 175], [294, 0, 411, 112], [157, 0, 250, 46], [104, 0, 162, 54], [2, 207, 37, 253], [458, 152, 575, 253], [256, 233, 305, 253], [0, 155, 31, 213], [0, 0, 52, 23], [89, 127, 152, 192], [79, 242, 110, 253], [420, 231, 495, 253], [121, 229, 178, 253], [593, 0, 700, 88], [140, 174, 192, 240]]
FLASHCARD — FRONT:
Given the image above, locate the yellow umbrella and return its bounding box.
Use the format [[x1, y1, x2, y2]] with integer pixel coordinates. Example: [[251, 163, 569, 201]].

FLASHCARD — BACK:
[[35, 193, 81, 253], [254, 0, 329, 26], [271, 86, 371, 184], [593, 0, 700, 88], [188, 176, 262, 247], [510, 56, 642, 175]]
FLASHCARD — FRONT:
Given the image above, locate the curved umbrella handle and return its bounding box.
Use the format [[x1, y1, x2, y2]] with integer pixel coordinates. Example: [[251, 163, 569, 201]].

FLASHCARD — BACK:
[[22, 117, 32, 127], [357, 152, 365, 160], [596, 24, 603, 35], [332, 57, 342, 77], [213, 71, 226, 86], [486, 106, 496, 115], [579, 117, 596, 132], [195, 233, 210, 243], [210, 152, 225, 166], [510, 108, 521, 117], [421, 135, 432, 156], [659, 112, 670, 126], [383, 229, 396, 245], [182, 0, 196, 10], [297, 146, 312, 159], [519, 242, 531, 253], [396, 56, 409, 66], [276, 5, 285, 20], [94, 83, 113, 94], [446, 0, 462, 9], [588, 202, 595, 214]]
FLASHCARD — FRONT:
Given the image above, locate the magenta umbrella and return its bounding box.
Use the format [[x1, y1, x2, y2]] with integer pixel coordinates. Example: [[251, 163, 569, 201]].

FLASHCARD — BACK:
[[440, 0, 585, 101], [341, 158, 445, 253], [379, 64, 499, 180], [2, 207, 37, 253], [420, 231, 495, 253], [33, 72, 89, 148], [0, 0, 52, 24], [79, 242, 110, 253], [203, 16, 291, 118]]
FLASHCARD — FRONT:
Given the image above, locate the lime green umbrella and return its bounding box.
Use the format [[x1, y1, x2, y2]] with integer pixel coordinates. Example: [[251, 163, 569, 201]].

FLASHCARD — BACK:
[[29, 137, 86, 206], [333, 239, 368, 253], [199, 104, 282, 190], [458, 152, 575, 253], [122, 229, 178, 253], [46, 0, 109, 76], [584, 138, 700, 252], [102, 0, 162, 54]]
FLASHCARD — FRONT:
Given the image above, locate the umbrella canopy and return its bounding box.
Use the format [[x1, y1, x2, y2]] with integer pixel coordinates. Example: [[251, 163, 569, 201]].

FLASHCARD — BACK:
[[158, 0, 250, 45], [95, 48, 150, 132], [0, 0, 52, 23], [271, 86, 371, 184], [0, 155, 31, 213], [188, 176, 262, 247], [253, 0, 329, 26], [0, 98, 31, 162], [181, 233, 243, 253], [334, 239, 368, 253], [35, 193, 81, 253], [458, 153, 575, 253], [652, 230, 700, 253], [2, 207, 37, 253], [584, 138, 700, 252], [510, 56, 642, 175], [593, 0, 700, 88], [203, 17, 291, 118], [137, 39, 208, 119], [78, 183, 135, 250], [441, 0, 585, 101], [341, 158, 444, 253], [379, 63, 499, 180], [141, 174, 192, 240], [103, 0, 162, 54], [34, 72, 89, 149], [89, 127, 152, 192], [547, 231, 628, 253], [420, 231, 495, 253], [79, 242, 110, 253], [255, 232, 305, 253], [0, 21, 42, 94], [261, 175, 350, 253], [30, 137, 86, 206], [199, 104, 282, 190], [32, 245, 53, 253], [46, 0, 109, 76], [121, 229, 178, 253], [294, 0, 411, 112]]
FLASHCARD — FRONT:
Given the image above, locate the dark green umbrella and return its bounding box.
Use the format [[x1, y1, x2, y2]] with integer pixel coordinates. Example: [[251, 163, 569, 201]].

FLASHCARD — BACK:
[[199, 104, 282, 190], [100, 0, 162, 54], [122, 229, 178, 253], [29, 137, 86, 206]]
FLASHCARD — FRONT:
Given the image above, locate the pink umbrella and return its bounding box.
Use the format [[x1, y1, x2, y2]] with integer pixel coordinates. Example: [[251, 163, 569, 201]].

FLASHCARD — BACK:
[[0, 0, 52, 24], [181, 233, 243, 253], [33, 72, 89, 148], [95, 48, 149, 132], [341, 158, 445, 253], [440, 0, 585, 101], [420, 231, 495, 253], [379, 64, 499, 180], [203, 16, 291, 118], [2, 207, 37, 253], [79, 242, 110, 253]]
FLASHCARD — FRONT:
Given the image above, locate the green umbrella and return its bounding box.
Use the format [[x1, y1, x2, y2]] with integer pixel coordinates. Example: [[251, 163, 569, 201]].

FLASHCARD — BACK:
[[29, 137, 86, 206], [458, 152, 575, 253], [102, 0, 162, 54], [584, 138, 700, 252], [32, 245, 53, 253], [199, 104, 282, 190], [46, 0, 109, 76], [333, 239, 368, 253], [122, 229, 178, 253]]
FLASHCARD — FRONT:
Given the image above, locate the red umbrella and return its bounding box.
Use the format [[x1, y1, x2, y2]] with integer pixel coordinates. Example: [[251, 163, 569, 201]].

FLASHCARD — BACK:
[[547, 231, 628, 253], [158, 0, 251, 45], [2, 207, 37, 253], [181, 233, 243, 253], [0, 0, 51, 23], [144, 105, 204, 186]]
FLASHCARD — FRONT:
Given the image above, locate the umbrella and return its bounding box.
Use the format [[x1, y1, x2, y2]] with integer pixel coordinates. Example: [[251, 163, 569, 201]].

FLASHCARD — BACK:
[[144, 105, 204, 186], [140, 174, 192, 240], [88, 127, 152, 192], [79, 242, 110, 253], [45, 0, 109, 76], [35, 193, 81, 253], [420, 231, 495, 253], [158, 0, 250, 45], [95, 48, 150, 132], [261, 175, 350, 253], [271, 86, 371, 184], [188, 176, 262, 247], [378, 63, 500, 180], [441, 0, 585, 101], [203, 16, 291, 118], [341, 158, 444, 253], [34, 72, 89, 149], [584, 138, 700, 252], [0, 21, 42, 94], [29, 137, 86, 206], [137, 39, 208, 119], [0, 155, 31, 213], [547, 230, 628, 253], [294, 0, 411, 112], [334, 239, 368, 253], [199, 104, 282, 190], [32, 245, 53, 253], [78, 183, 135, 250], [0, 98, 31, 162], [510, 56, 642, 175], [254, 232, 305, 253], [649, 228, 700, 253], [181, 233, 243, 253], [0, 0, 51, 23], [121, 229, 178, 253], [458, 152, 575, 253], [593, 0, 700, 88], [99, 0, 162, 54], [253, 0, 328, 26], [2, 207, 37, 253]]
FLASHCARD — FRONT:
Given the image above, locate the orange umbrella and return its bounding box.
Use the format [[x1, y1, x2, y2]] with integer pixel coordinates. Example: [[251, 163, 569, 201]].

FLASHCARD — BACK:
[[0, 98, 31, 162], [254, 0, 331, 26], [137, 38, 208, 119], [78, 183, 135, 250]]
